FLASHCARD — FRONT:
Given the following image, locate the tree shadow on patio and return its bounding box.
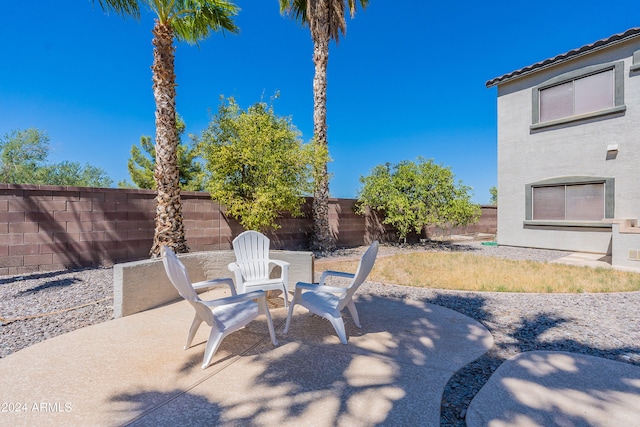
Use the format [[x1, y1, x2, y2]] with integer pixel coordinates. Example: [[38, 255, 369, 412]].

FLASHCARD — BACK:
[[435, 295, 640, 427], [219, 293, 493, 426], [111, 390, 223, 426]]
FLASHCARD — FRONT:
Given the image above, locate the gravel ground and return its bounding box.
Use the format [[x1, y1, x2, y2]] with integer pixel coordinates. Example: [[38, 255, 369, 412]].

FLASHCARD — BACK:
[[2, 241, 639, 427], [0, 268, 113, 358]]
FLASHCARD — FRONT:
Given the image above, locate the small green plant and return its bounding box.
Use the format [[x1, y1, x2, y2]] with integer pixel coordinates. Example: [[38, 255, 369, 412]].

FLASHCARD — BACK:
[[489, 186, 498, 206], [122, 115, 204, 191]]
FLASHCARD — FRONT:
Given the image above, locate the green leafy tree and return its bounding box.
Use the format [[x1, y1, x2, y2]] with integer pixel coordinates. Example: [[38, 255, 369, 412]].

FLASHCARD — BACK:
[[0, 128, 113, 187], [42, 161, 113, 187], [279, 0, 369, 252], [199, 96, 319, 231], [489, 186, 498, 206], [126, 117, 203, 191], [357, 157, 480, 242], [0, 128, 49, 184], [95, 0, 239, 257]]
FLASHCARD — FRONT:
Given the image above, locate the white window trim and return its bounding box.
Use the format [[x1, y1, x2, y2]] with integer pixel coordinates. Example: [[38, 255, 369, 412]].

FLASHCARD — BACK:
[[531, 61, 625, 130]]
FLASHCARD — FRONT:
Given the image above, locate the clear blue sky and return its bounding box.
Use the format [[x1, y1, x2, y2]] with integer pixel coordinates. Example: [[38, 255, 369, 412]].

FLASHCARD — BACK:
[[1, 1, 638, 204]]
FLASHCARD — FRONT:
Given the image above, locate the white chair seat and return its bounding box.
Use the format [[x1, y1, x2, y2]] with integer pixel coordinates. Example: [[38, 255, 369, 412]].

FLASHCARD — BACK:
[[212, 301, 258, 326], [284, 241, 379, 344], [300, 291, 340, 312], [242, 278, 285, 288]]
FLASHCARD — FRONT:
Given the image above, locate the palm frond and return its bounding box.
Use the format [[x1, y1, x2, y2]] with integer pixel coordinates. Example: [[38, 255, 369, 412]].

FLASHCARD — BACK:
[[94, 0, 141, 19], [348, 0, 368, 18], [279, 0, 308, 25], [171, 0, 239, 44]]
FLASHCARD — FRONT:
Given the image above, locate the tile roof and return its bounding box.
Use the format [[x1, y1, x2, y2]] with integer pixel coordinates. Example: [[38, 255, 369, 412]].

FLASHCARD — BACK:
[[486, 27, 640, 88]]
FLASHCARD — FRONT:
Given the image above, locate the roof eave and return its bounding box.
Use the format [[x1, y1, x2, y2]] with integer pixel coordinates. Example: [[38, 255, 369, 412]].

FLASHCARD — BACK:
[[486, 27, 640, 88]]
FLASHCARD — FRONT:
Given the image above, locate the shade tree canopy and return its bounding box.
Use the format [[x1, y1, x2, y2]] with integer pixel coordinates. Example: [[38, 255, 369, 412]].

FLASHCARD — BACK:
[[356, 157, 480, 242], [0, 128, 112, 188], [198, 96, 323, 231]]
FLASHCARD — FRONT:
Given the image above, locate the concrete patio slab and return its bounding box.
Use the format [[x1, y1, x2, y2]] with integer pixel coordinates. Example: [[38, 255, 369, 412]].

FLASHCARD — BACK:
[[128, 340, 453, 426], [0, 293, 492, 426], [466, 351, 640, 427], [283, 294, 494, 370]]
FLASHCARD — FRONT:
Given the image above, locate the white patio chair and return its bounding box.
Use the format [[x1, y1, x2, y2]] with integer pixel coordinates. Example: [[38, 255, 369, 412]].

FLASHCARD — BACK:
[[283, 240, 379, 344], [161, 246, 278, 369], [228, 230, 290, 308]]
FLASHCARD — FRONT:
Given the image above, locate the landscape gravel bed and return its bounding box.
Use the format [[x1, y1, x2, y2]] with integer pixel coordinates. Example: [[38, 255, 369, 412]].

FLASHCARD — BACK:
[[1, 242, 639, 427], [0, 268, 113, 358]]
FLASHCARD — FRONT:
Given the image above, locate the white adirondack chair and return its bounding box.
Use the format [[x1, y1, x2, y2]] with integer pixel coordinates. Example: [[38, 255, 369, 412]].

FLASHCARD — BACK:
[[283, 241, 379, 344], [228, 231, 290, 308], [161, 246, 278, 369]]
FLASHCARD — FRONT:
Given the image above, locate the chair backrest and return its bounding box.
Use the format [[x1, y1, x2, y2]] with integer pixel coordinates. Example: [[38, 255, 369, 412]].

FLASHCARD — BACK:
[[161, 246, 214, 325], [232, 231, 271, 281], [338, 240, 379, 310]]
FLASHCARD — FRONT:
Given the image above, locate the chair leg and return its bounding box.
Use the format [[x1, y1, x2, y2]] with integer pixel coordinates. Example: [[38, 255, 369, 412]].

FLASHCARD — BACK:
[[328, 315, 348, 344], [202, 330, 224, 369], [346, 301, 362, 328], [259, 298, 279, 346], [281, 285, 289, 308], [283, 292, 299, 334], [185, 316, 203, 349]]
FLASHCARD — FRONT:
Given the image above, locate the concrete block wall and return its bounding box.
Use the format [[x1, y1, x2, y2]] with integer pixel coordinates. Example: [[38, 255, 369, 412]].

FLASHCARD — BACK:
[[424, 206, 497, 239], [0, 184, 229, 275], [0, 183, 497, 274]]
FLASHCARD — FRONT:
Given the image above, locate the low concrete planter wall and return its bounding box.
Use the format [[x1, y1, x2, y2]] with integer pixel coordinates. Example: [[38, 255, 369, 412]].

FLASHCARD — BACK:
[[611, 223, 640, 271], [113, 250, 313, 317]]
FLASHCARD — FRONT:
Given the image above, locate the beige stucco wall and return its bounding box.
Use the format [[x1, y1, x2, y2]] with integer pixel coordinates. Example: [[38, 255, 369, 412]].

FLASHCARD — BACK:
[[495, 38, 640, 253], [113, 250, 313, 317]]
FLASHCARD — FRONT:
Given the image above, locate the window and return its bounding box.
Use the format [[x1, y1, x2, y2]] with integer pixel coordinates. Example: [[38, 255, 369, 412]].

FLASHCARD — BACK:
[[525, 177, 614, 224], [539, 70, 613, 122], [532, 183, 604, 220], [532, 62, 625, 129]]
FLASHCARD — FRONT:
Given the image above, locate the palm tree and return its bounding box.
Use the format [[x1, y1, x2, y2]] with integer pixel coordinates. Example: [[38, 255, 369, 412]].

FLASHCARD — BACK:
[[279, 0, 368, 252], [94, 0, 239, 257]]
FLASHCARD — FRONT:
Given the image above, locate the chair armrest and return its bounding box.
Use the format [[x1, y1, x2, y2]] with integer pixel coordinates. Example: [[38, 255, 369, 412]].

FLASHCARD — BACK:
[[269, 259, 289, 289], [268, 259, 290, 268], [227, 262, 245, 291], [192, 277, 236, 296], [201, 290, 266, 308], [319, 270, 355, 286], [295, 282, 348, 295]]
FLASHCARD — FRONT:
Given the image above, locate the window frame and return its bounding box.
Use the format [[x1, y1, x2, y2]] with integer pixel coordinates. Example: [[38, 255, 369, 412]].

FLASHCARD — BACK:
[[631, 49, 640, 72], [531, 61, 625, 130], [524, 177, 615, 227]]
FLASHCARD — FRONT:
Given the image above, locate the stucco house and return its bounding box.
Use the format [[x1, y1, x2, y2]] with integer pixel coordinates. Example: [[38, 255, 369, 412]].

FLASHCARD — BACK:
[[486, 28, 640, 270]]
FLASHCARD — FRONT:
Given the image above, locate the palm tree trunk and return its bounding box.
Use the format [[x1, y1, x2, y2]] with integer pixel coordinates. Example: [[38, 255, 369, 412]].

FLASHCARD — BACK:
[[309, 0, 336, 252], [150, 19, 188, 257]]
